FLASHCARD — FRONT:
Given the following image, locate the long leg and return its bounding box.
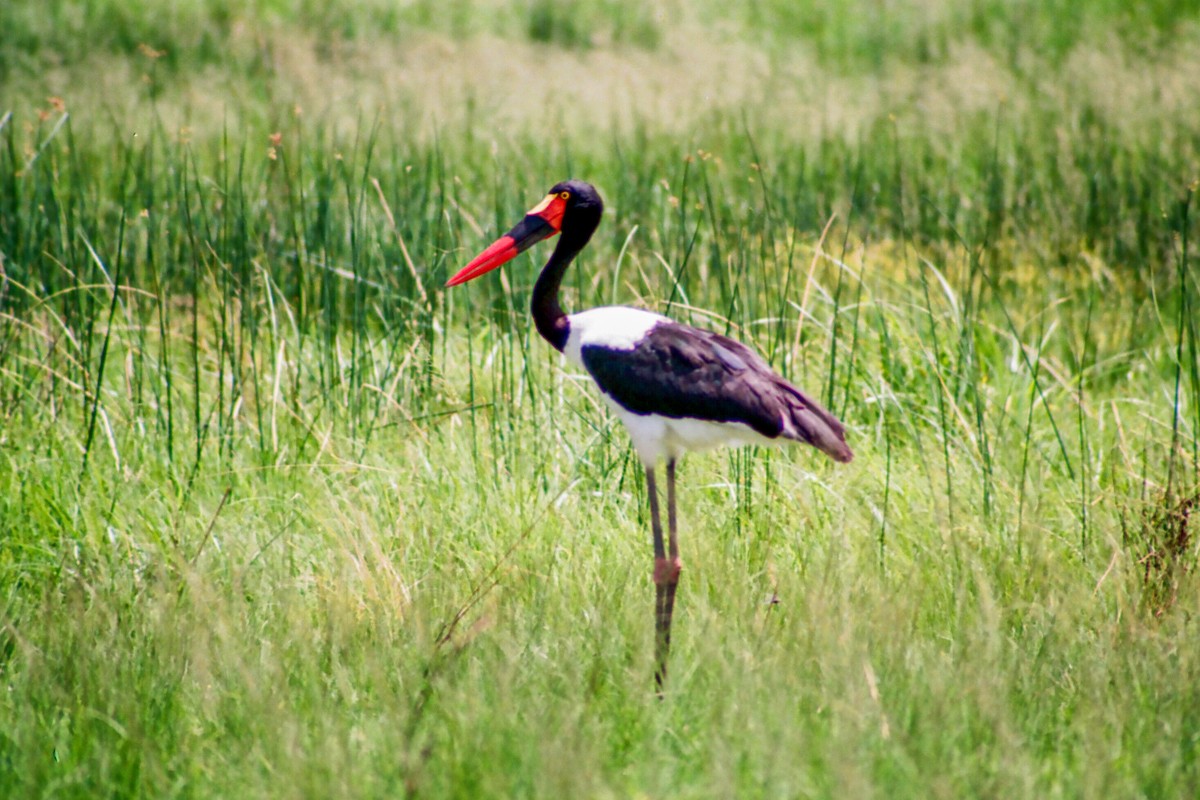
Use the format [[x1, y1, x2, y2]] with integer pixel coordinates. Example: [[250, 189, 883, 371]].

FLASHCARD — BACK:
[[647, 461, 683, 692], [662, 458, 681, 672], [645, 467, 670, 690]]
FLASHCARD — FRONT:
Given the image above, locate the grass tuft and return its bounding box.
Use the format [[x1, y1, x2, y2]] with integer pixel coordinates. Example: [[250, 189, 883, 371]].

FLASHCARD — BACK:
[[1125, 486, 1199, 617]]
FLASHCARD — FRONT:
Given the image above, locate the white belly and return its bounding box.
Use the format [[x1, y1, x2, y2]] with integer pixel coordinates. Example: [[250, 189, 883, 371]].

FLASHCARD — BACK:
[[608, 399, 776, 467]]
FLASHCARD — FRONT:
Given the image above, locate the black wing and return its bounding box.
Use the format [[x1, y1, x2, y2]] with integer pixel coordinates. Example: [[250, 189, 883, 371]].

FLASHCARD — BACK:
[[579, 321, 852, 462]]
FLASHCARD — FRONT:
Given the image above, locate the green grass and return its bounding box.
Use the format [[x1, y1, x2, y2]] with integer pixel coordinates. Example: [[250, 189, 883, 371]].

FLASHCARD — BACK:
[[2, 1, 1200, 797], [5, 0, 1200, 78]]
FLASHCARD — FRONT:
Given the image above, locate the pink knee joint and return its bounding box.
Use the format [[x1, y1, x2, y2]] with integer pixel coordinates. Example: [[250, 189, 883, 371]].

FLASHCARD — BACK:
[[653, 557, 682, 586]]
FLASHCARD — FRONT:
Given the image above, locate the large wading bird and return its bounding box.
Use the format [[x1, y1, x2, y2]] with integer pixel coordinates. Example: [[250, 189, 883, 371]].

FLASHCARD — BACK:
[[446, 180, 853, 688]]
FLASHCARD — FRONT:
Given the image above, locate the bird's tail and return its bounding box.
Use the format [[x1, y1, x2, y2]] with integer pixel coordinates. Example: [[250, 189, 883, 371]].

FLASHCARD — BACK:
[[778, 383, 854, 463]]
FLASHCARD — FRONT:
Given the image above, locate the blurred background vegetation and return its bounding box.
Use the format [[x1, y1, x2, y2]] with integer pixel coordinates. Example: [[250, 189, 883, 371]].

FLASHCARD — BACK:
[[4, 0, 1200, 77]]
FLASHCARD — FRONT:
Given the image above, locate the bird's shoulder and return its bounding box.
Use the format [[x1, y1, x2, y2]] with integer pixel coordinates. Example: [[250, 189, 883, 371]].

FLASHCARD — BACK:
[[568, 306, 669, 349], [592, 317, 770, 372], [576, 313, 777, 392]]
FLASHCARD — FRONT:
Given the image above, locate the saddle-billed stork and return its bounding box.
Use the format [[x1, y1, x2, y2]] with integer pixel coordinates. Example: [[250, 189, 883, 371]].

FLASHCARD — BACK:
[[446, 180, 853, 688]]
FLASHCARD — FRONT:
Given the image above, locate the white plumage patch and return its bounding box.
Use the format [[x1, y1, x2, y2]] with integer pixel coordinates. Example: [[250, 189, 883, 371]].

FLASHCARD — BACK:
[[562, 306, 667, 368], [608, 404, 777, 467]]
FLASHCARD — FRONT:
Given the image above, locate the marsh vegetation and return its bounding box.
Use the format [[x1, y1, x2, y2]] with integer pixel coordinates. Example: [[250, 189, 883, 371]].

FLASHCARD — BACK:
[[2, 1, 1199, 796]]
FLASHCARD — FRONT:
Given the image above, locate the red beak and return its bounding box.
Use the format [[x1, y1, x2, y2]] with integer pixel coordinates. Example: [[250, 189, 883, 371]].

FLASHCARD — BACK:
[[445, 193, 567, 287]]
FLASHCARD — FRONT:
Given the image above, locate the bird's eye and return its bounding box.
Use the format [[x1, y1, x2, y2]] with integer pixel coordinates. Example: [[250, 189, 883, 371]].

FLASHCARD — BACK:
[[559, 191, 570, 200]]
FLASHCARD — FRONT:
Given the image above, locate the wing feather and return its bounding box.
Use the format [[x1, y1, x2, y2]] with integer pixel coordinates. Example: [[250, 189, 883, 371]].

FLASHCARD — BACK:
[[579, 321, 852, 462]]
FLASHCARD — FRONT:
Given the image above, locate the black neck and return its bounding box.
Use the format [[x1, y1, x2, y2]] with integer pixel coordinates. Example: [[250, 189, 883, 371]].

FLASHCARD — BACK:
[[531, 211, 600, 352]]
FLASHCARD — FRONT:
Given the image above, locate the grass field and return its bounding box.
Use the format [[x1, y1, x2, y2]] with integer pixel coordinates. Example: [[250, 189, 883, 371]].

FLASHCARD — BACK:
[[3, 1, 1200, 797]]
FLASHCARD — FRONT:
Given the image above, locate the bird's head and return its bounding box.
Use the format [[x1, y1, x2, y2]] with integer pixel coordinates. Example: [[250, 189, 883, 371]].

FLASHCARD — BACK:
[[445, 180, 603, 287]]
